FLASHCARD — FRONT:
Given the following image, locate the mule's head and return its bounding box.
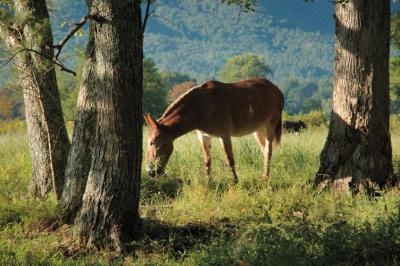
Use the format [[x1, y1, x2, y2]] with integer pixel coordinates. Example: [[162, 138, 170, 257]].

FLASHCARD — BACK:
[[144, 113, 174, 177]]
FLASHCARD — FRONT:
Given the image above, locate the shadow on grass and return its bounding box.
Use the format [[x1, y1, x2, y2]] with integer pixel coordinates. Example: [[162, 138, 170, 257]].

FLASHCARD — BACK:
[[141, 175, 184, 199], [137, 217, 236, 257], [194, 206, 400, 266]]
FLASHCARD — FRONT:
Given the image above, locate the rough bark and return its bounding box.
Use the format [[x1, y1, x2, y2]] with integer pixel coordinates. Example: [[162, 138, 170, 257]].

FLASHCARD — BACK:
[[315, 0, 395, 192], [69, 0, 143, 250], [59, 24, 97, 222], [0, 0, 70, 198]]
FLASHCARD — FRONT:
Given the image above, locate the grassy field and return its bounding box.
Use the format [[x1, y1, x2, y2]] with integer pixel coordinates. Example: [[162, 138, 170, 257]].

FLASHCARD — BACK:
[[1, 126, 400, 265]]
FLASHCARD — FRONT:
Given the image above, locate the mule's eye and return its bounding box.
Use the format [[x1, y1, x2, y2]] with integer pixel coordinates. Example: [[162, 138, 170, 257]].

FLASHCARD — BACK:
[[149, 141, 155, 146]]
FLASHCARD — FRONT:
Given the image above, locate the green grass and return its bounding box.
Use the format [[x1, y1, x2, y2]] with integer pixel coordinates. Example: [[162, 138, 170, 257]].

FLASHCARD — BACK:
[[1, 127, 400, 265]]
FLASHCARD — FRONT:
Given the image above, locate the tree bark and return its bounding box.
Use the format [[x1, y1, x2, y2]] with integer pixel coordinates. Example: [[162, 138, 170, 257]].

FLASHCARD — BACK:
[[0, 0, 70, 198], [59, 24, 97, 222], [62, 0, 143, 250], [315, 0, 395, 192]]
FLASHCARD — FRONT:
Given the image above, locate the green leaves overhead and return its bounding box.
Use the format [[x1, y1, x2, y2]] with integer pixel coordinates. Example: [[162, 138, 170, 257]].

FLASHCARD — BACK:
[[220, 0, 257, 13]]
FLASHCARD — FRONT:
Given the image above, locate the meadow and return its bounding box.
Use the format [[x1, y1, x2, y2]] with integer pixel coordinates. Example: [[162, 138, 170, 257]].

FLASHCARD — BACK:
[[0, 124, 400, 265]]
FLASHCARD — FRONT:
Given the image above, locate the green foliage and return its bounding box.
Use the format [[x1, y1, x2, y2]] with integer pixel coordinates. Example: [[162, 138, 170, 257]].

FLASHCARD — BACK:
[[217, 53, 271, 82], [161, 71, 196, 91], [286, 110, 328, 128], [145, 0, 334, 82], [390, 114, 400, 132], [390, 57, 400, 113], [390, 12, 400, 112], [143, 58, 196, 117], [390, 57, 400, 101], [391, 12, 400, 49], [57, 47, 85, 121], [279, 77, 332, 115], [0, 54, 194, 122], [0, 0, 14, 23], [143, 58, 169, 117]]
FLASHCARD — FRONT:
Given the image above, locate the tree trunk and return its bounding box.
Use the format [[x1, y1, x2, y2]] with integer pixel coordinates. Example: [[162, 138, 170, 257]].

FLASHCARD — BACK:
[[315, 0, 395, 192], [64, 0, 143, 250], [0, 0, 70, 198], [59, 25, 97, 222]]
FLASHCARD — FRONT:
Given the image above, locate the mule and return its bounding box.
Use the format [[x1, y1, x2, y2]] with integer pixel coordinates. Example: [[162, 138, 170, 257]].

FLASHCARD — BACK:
[[144, 77, 284, 183]]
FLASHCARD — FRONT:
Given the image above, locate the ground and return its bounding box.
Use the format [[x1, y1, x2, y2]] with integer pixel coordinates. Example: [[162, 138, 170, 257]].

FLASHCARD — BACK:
[[0, 125, 400, 265]]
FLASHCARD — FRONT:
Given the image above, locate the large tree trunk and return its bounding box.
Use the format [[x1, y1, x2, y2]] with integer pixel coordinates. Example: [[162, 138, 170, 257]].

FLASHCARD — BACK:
[[62, 0, 143, 250], [59, 25, 97, 222], [0, 0, 70, 198], [315, 0, 395, 192]]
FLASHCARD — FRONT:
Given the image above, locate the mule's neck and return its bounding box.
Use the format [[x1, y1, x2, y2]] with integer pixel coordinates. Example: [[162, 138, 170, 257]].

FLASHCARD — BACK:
[[157, 111, 196, 140], [157, 86, 203, 139]]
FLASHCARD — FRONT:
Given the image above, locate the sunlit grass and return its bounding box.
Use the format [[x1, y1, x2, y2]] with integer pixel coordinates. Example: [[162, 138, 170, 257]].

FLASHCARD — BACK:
[[0, 126, 400, 265]]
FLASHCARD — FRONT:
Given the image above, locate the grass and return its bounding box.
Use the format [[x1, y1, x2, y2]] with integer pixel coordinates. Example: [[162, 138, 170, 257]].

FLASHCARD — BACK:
[[1, 126, 400, 265]]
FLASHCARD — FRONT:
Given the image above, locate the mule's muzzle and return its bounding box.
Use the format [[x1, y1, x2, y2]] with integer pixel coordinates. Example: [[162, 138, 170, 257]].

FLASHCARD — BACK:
[[147, 169, 156, 177], [146, 166, 164, 177]]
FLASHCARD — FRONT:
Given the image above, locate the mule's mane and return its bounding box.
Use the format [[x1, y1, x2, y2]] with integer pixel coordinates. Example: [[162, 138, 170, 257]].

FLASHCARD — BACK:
[[158, 84, 203, 121]]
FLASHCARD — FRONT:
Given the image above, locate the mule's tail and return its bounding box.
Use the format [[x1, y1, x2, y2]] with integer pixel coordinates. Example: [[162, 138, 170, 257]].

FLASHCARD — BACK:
[[273, 115, 282, 147]]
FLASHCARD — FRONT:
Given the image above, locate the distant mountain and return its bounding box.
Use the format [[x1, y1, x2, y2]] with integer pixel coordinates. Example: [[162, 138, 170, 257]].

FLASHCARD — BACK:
[[144, 0, 335, 82], [44, 0, 337, 82], [3, 0, 400, 84]]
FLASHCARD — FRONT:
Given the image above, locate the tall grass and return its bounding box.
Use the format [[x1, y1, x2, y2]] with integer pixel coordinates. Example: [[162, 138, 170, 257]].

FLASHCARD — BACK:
[[0, 126, 400, 265]]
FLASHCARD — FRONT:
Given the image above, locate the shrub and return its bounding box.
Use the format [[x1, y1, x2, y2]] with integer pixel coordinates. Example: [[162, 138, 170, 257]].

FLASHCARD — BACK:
[[167, 81, 197, 104], [0, 120, 26, 134], [286, 110, 328, 128]]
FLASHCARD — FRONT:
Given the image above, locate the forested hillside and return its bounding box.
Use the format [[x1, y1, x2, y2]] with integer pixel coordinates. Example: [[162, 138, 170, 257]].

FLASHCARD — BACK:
[[1, 0, 399, 118], [42, 0, 337, 82], [144, 0, 335, 81]]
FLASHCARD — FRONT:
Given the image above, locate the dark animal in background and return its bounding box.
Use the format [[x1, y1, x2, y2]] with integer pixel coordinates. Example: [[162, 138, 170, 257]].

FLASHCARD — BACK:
[[283, 120, 307, 133]]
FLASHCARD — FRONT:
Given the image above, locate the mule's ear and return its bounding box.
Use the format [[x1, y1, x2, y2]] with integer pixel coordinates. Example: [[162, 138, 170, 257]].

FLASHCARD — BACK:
[[143, 113, 150, 125], [144, 113, 157, 130]]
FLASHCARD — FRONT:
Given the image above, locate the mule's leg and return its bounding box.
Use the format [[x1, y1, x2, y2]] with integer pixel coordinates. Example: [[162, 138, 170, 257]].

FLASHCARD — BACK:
[[253, 128, 270, 179], [197, 130, 212, 179], [219, 137, 238, 184], [264, 122, 276, 179], [253, 128, 266, 153]]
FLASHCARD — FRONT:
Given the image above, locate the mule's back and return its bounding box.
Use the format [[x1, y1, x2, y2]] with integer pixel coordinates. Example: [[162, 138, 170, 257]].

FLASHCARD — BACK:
[[196, 78, 284, 137]]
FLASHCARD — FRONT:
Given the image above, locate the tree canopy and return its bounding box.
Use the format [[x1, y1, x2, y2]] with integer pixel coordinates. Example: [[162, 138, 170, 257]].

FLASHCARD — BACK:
[[217, 53, 271, 82]]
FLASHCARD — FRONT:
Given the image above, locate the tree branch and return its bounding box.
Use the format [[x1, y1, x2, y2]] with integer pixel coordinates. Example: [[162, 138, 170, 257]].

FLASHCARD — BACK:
[[52, 14, 92, 59], [142, 0, 152, 33], [221, 0, 257, 13], [24, 48, 76, 75], [1, 15, 88, 76], [0, 48, 25, 72]]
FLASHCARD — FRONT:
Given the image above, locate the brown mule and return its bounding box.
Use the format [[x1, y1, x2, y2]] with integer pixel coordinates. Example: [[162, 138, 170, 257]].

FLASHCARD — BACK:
[[144, 77, 284, 183]]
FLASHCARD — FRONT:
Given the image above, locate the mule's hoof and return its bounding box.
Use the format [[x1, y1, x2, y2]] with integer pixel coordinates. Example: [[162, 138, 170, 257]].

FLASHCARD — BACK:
[[233, 176, 239, 185], [262, 175, 271, 183]]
